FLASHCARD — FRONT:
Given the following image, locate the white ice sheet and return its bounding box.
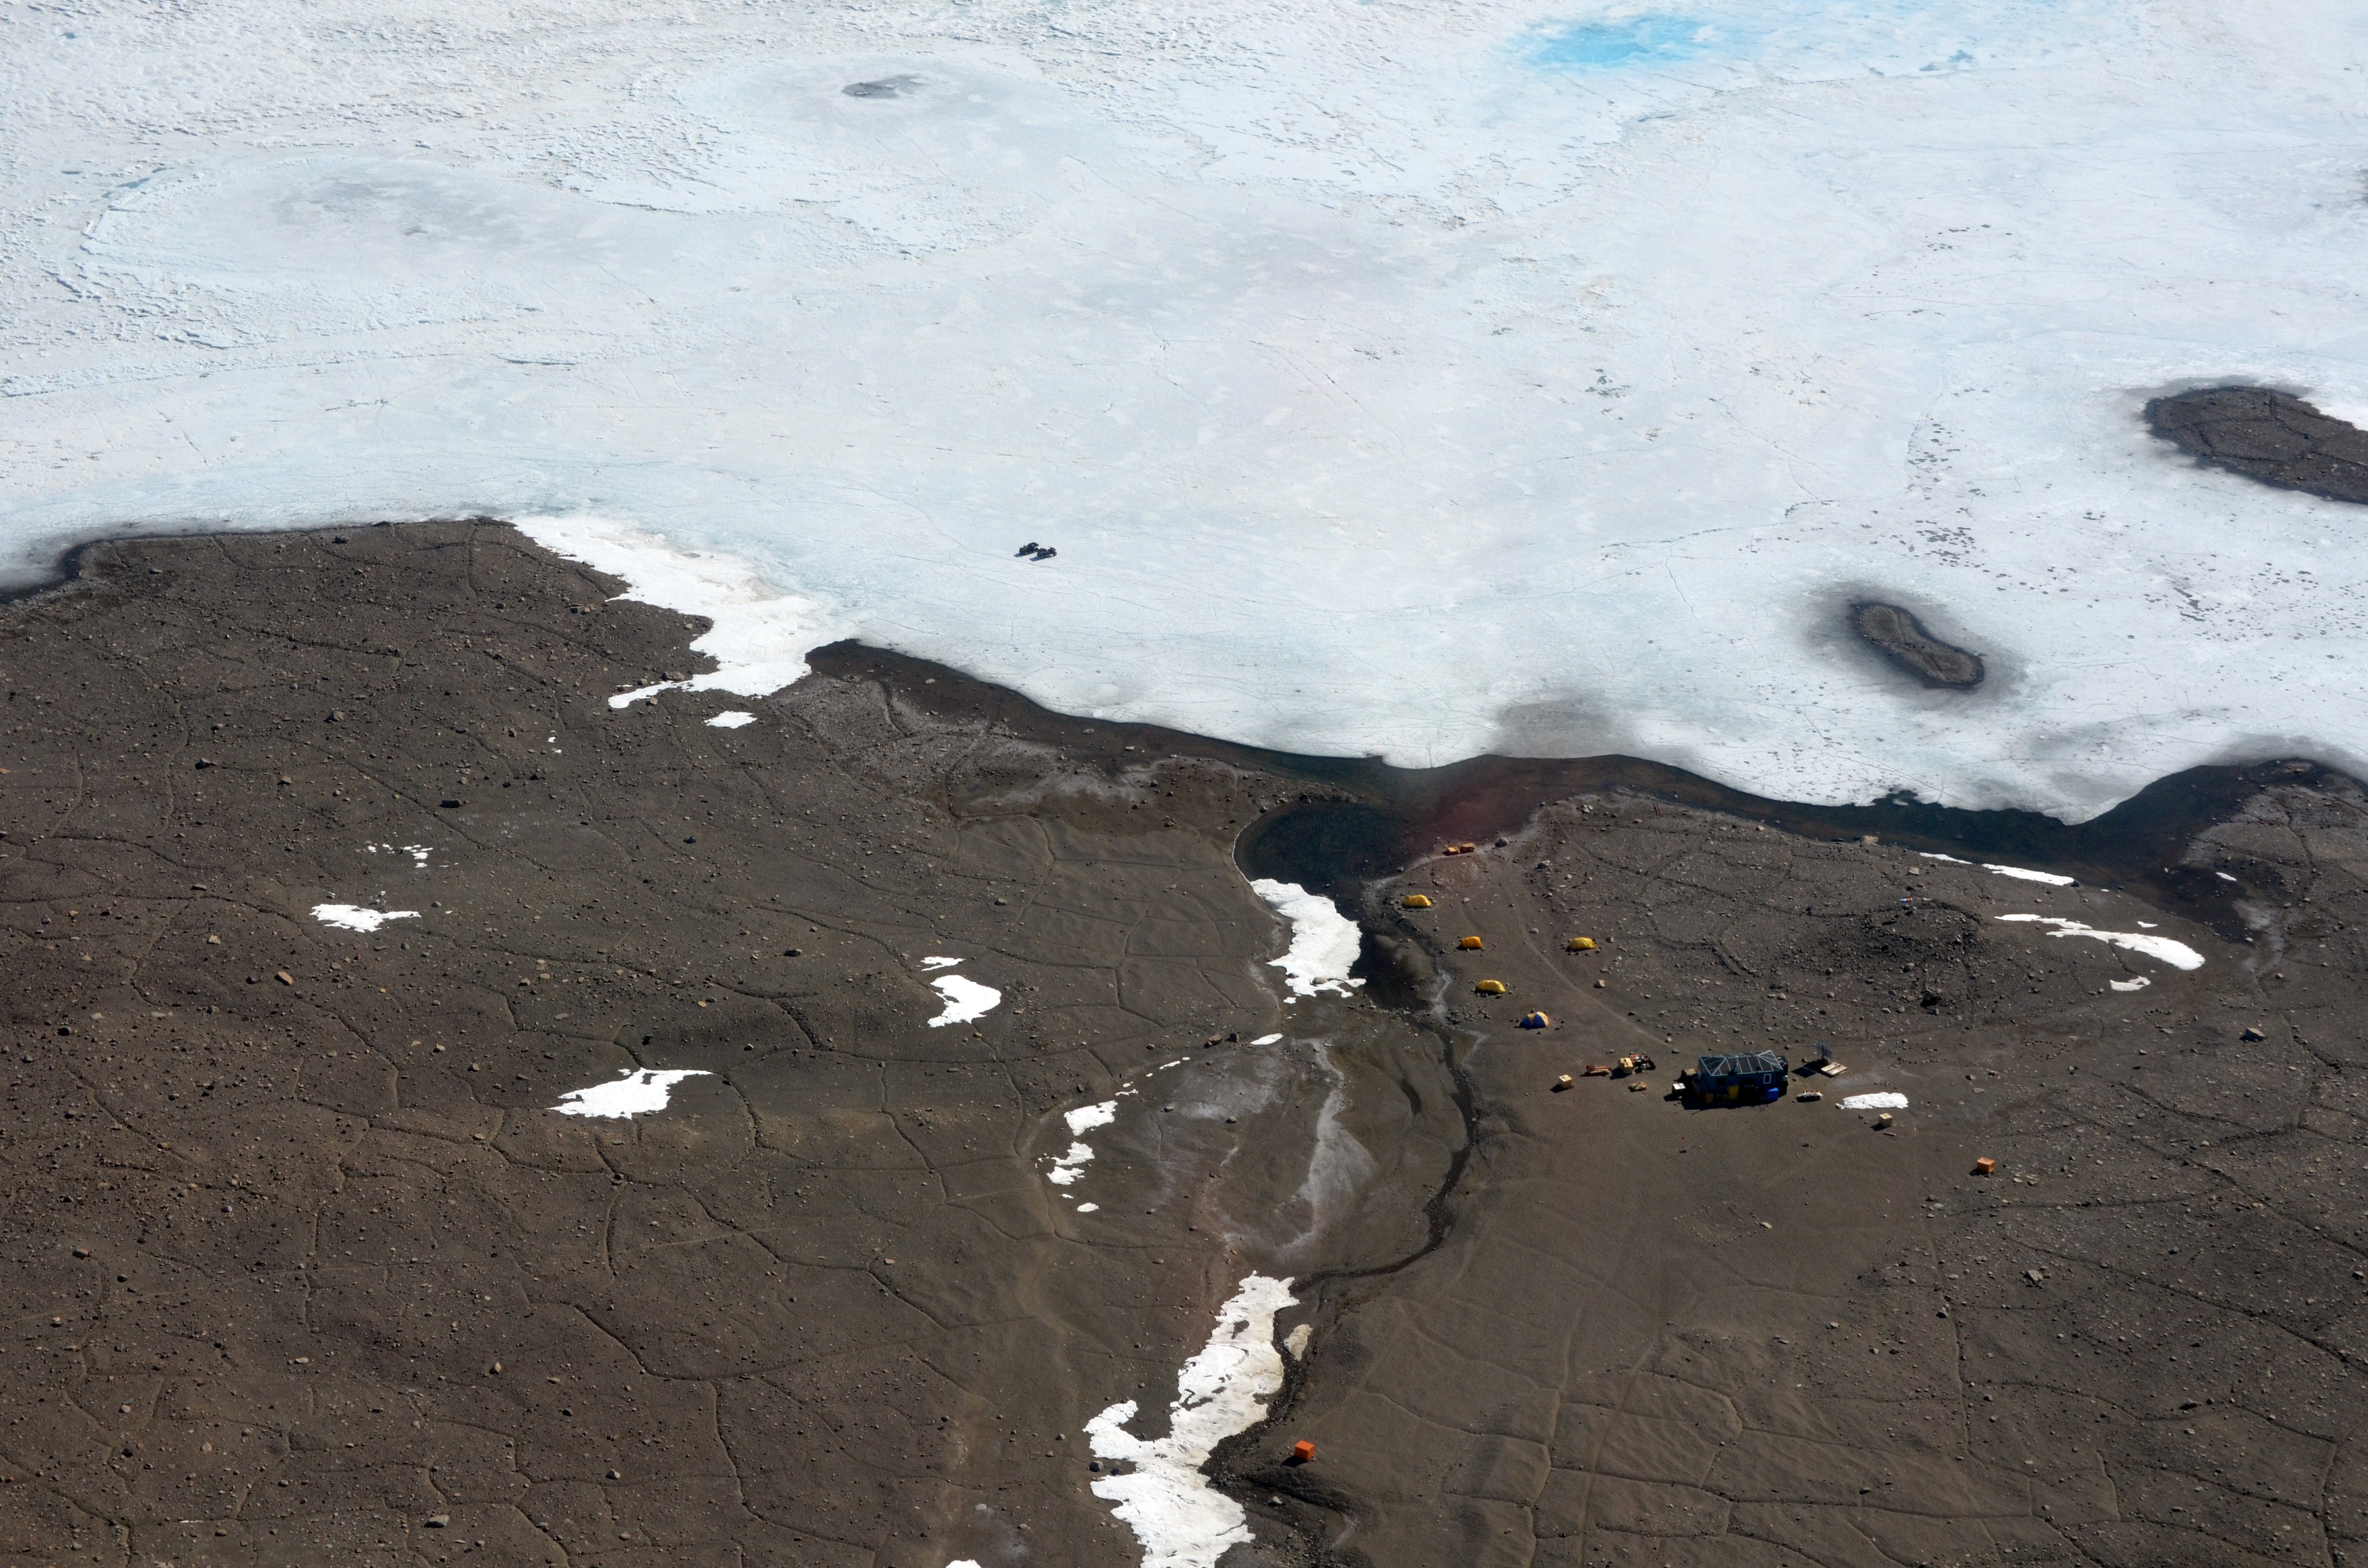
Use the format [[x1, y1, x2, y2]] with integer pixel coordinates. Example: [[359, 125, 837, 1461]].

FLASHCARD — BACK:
[[6, 2, 2368, 819]]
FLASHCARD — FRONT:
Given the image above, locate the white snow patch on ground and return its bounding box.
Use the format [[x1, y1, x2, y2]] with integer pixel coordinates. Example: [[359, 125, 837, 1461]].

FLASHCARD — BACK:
[[312, 904, 418, 932], [1996, 915, 2204, 970], [919, 956, 963, 971], [1250, 1033, 1283, 1046], [1087, 1273, 1298, 1568], [706, 710, 755, 728], [1067, 1102, 1119, 1138], [1919, 853, 2074, 886], [1841, 1091, 1910, 1110], [2111, 977, 2152, 992], [1046, 1100, 1117, 1188], [926, 973, 1000, 1028], [510, 518, 839, 709], [552, 1068, 713, 1118], [1249, 880, 1364, 1000], [1982, 864, 2076, 886], [8, 4, 2366, 819]]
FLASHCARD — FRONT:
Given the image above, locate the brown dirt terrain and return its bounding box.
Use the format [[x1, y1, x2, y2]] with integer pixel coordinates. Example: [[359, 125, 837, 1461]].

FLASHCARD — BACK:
[[0, 521, 1457, 1568], [1241, 794, 2368, 1568], [4, 520, 2365, 1568]]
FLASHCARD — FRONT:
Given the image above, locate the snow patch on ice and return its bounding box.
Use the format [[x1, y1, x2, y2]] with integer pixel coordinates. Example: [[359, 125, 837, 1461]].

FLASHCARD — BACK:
[[1996, 915, 2203, 970], [1249, 881, 1364, 1000], [1086, 1274, 1298, 1568], [926, 973, 1000, 1028], [706, 710, 755, 728], [312, 904, 418, 932], [552, 1068, 713, 1119], [1840, 1091, 1909, 1110]]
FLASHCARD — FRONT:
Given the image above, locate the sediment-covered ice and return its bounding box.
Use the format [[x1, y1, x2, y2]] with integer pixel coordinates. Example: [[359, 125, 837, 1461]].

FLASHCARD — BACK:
[[1250, 880, 1365, 1000], [1086, 1273, 1298, 1568], [312, 904, 418, 932], [6, 2, 2368, 819], [1995, 914, 2204, 970], [552, 1068, 713, 1119]]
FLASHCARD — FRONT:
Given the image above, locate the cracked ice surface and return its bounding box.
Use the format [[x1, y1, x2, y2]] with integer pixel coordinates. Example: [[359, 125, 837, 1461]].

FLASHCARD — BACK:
[[6, 1, 2368, 818]]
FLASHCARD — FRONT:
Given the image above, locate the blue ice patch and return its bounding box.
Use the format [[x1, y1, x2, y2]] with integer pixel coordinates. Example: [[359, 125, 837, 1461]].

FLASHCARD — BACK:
[[1524, 1, 2115, 81], [1529, 14, 1717, 70]]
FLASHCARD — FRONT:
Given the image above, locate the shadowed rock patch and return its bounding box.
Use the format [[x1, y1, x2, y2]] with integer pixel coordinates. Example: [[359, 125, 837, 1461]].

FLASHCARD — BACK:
[[2146, 385, 2368, 503], [1851, 601, 1984, 689]]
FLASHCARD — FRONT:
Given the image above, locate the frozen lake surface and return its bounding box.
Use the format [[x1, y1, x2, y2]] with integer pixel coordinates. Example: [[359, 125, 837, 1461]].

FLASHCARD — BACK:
[[5, 0, 2365, 818]]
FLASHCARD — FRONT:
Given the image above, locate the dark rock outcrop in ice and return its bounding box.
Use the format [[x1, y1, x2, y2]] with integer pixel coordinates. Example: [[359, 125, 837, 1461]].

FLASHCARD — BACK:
[[1851, 600, 1984, 689], [2147, 385, 2368, 503]]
